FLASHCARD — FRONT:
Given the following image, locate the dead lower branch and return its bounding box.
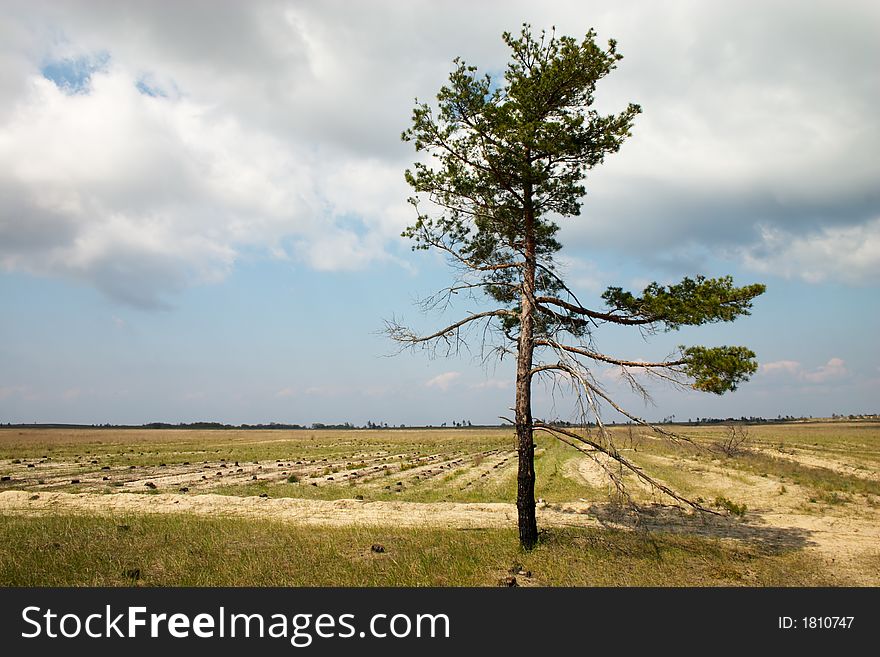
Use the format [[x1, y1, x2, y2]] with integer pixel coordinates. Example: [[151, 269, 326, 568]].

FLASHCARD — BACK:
[[533, 421, 717, 515]]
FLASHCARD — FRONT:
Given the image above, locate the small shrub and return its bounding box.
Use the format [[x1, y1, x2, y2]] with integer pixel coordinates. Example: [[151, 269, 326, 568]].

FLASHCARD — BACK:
[[818, 491, 849, 505], [287, 474, 299, 484], [714, 496, 747, 517], [715, 424, 751, 457]]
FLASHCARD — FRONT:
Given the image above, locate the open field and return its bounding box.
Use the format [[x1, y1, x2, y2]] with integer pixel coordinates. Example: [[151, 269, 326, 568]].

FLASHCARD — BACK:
[[1, 421, 878, 585]]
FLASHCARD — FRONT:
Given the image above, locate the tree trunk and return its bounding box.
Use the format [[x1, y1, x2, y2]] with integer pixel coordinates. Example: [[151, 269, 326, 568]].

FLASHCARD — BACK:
[[515, 339, 537, 549], [515, 185, 538, 550]]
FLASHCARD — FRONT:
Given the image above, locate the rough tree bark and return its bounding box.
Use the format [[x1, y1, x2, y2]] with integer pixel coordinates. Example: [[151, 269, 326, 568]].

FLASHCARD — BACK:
[[515, 184, 538, 548]]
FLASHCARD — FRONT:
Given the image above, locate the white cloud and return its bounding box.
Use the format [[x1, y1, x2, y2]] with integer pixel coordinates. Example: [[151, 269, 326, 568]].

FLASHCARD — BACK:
[[304, 385, 344, 397], [0, 5, 417, 307], [0, 384, 38, 401], [740, 219, 880, 285], [760, 360, 802, 376], [0, 61, 414, 306], [760, 358, 850, 384], [553, 2, 880, 282], [599, 363, 651, 383], [1, 0, 878, 308], [803, 358, 849, 384], [425, 371, 461, 391], [61, 388, 83, 401], [470, 378, 509, 390], [0, 385, 22, 400]]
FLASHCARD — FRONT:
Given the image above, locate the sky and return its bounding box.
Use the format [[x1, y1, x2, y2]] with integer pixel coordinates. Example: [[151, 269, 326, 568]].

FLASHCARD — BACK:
[[0, 0, 878, 426]]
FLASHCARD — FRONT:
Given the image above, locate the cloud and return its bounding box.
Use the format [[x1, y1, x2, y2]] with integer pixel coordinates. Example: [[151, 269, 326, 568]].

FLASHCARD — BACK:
[[803, 358, 849, 384], [0, 384, 38, 401], [553, 1, 880, 283], [470, 378, 509, 390], [0, 60, 414, 307], [598, 362, 653, 385], [760, 360, 801, 376], [739, 219, 880, 285], [553, 255, 609, 294], [61, 388, 83, 401], [0, 385, 22, 400], [0, 3, 419, 307], [304, 385, 346, 397], [1, 0, 878, 309], [425, 371, 461, 392], [760, 358, 850, 383]]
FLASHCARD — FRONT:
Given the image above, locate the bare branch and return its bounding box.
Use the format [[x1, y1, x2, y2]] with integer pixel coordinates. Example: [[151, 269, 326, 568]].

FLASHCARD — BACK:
[[534, 338, 687, 369], [532, 426, 633, 506], [417, 279, 517, 315], [385, 309, 515, 348], [535, 360, 697, 450], [530, 363, 565, 377], [534, 422, 718, 514]]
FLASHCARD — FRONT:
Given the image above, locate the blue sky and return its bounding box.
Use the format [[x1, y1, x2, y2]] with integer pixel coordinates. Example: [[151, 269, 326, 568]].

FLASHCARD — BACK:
[[1, 0, 878, 425]]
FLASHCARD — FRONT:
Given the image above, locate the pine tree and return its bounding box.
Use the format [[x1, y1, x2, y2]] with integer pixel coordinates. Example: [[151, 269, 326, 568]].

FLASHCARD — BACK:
[[388, 25, 765, 549]]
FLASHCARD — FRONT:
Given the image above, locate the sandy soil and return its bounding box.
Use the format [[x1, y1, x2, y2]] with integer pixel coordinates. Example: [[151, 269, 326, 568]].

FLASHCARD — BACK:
[[0, 489, 560, 529], [561, 449, 880, 585]]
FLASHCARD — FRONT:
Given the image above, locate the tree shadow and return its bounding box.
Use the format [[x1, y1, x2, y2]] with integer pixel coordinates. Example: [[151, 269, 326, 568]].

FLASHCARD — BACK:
[[581, 502, 815, 555]]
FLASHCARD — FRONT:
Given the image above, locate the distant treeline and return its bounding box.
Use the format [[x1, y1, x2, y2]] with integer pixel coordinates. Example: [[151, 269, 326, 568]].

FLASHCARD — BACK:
[[1, 421, 488, 430], [556, 414, 879, 427], [2, 413, 877, 430]]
